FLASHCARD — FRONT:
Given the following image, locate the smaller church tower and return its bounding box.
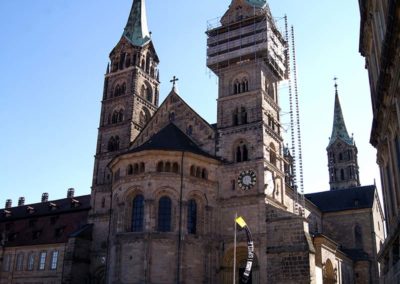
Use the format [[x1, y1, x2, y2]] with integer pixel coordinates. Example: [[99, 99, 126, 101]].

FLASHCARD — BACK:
[[327, 80, 360, 190]]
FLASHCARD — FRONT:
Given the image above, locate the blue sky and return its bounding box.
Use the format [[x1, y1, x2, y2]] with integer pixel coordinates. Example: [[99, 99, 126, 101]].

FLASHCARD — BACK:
[[0, 0, 379, 205]]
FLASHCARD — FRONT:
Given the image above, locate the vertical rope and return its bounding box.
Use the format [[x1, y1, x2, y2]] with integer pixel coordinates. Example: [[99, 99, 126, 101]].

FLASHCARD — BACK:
[[291, 26, 305, 216], [285, 16, 299, 214]]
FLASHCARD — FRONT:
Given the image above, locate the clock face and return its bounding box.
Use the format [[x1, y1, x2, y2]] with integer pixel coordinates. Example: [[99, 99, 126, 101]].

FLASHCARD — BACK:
[[238, 170, 257, 191]]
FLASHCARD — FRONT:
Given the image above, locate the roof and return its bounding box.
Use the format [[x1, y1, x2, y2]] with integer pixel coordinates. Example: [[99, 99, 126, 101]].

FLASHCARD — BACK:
[[128, 123, 217, 159], [0, 195, 91, 247], [123, 0, 151, 47], [328, 86, 353, 147], [0, 195, 91, 222], [305, 185, 376, 213]]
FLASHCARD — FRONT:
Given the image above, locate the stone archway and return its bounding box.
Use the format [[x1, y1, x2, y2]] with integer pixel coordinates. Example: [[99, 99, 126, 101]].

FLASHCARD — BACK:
[[220, 246, 259, 284]]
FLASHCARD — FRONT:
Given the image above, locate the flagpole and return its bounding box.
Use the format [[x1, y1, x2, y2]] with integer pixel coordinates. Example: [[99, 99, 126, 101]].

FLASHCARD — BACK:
[[233, 212, 237, 284]]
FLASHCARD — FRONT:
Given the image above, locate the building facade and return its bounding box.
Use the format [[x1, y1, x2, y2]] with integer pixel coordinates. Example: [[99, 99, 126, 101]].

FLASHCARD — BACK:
[[0, 190, 91, 284], [358, 0, 400, 282]]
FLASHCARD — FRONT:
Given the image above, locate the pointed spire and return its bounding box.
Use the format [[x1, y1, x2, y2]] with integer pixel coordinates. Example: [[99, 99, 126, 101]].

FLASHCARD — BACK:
[[123, 0, 151, 47], [328, 78, 353, 147]]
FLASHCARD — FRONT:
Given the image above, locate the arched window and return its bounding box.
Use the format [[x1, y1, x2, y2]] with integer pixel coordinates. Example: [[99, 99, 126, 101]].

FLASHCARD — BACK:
[[270, 143, 277, 166], [233, 108, 239, 126], [172, 162, 179, 173], [122, 83, 126, 95], [240, 107, 248, 124], [127, 165, 133, 175], [165, 162, 171, 172], [340, 169, 345, 180], [108, 137, 115, 151], [132, 195, 144, 232], [146, 87, 153, 103], [241, 78, 248, 92], [112, 111, 119, 124], [141, 59, 145, 70], [115, 85, 121, 97], [235, 142, 249, 162], [202, 169, 208, 180], [233, 79, 240, 94], [146, 53, 151, 74], [118, 109, 124, 122], [169, 112, 175, 121], [119, 53, 125, 70], [196, 167, 201, 178], [190, 165, 196, 176], [140, 107, 151, 126], [158, 196, 172, 232], [187, 199, 197, 234], [133, 163, 139, 174], [140, 162, 145, 173], [125, 54, 131, 67], [157, 161, 164, 172]]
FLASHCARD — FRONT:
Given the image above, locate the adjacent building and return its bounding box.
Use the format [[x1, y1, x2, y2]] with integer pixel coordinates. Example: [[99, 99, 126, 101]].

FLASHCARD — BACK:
[[358, 0, 400, 282], [0, 190, 91, 284]]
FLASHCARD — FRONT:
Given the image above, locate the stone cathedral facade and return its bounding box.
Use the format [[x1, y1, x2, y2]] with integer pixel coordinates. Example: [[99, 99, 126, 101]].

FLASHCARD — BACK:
[[0, 0, 385, 283]]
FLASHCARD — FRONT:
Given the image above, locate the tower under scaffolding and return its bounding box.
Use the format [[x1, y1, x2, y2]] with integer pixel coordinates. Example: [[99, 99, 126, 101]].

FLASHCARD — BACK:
[[206, 4, 305, 217]]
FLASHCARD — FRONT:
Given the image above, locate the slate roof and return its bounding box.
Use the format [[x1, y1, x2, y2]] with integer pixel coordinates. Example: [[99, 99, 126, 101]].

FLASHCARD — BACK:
[[305, 185, 376, 213], [0, 195, 91, 247], [128, 123, 217, 159], [328, 91, 354, 147]]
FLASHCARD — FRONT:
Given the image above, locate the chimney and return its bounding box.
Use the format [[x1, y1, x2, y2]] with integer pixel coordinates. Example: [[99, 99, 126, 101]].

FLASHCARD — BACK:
[[67, 188, 75, 199], [18, 197, 25, 206], [5, 199, 12, 209], [41, 193, 49, 203]]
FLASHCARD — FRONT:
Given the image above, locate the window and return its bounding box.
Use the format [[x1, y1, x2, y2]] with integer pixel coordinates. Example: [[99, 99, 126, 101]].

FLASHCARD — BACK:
[[270, 143, 277, 166], [202, 169, 208, 180], [233, 78, 248, 94], [240, 107, 248, 124], [107, 136, 120, 152], [232, 107, 248, 126], [16, 253, 24, 271], [165, 162, 171, 172], [340, 169, 345, 181], [27, 253, 35, 271], [187, 199, 197, 234], [127, 165, 134, 175], [190, 165, 196, 176], [2, 254, 10, 272], [132, 195, 144, 232], [146, 88, 153, 103], [139, 107, 151, 126], [235, 142, 249, 163], [50, 251, 59, 270], [172, 162, 179, 173], [139, 162, 145, 173], [39, 251, 47, 270], [157, 161, 164, 172], [158, 196, 172, 232]]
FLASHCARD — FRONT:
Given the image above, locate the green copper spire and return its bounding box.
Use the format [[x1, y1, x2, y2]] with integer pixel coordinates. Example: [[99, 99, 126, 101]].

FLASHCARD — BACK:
[[123, 0, 151, 47], [328, 79, 353, 147]]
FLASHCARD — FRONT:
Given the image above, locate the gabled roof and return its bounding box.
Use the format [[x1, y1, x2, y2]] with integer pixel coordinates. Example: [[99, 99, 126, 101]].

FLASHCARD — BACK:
[[305, 186, 376, 213], [128, 123, 217, 159]]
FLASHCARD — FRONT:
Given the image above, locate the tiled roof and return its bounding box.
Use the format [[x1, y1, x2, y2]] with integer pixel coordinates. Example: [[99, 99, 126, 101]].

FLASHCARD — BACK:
[[0, 195, 90, 247], [305, 185, 376, 213], [128, 123, 217, 159]]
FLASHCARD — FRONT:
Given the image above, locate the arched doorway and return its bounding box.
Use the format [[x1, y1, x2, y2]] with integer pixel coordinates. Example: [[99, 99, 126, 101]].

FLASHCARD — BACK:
[[220, 246, 259, 284]]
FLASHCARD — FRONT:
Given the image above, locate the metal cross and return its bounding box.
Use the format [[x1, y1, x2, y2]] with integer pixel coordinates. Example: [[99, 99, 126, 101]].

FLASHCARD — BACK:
[[333, 77, 338, 93], [170, 76, 179, 87]]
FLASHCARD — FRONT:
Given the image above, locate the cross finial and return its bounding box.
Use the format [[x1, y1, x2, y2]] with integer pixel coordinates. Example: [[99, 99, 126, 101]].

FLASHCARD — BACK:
[[170, 76, 179, 87]]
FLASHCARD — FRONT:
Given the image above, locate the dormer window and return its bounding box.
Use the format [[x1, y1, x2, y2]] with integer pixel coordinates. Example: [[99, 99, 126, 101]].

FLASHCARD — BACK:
[[71, 199, 81, 208], [49, 203, 57, 211], [27, 206, 35, 214]]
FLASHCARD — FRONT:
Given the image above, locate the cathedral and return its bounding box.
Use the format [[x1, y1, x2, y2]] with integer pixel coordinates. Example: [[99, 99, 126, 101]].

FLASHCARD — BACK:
[[0, 0, 385, 283]]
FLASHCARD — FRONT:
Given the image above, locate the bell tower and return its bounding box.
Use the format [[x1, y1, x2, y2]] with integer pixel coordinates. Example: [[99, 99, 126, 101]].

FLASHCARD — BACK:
[[89, 0, 159, 274], [327, 79, 360, 190], [206, 0, 287, 203]]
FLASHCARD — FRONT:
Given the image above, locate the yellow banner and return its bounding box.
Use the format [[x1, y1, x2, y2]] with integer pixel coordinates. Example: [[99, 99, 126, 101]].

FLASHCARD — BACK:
[[235, 216, 247, 228]]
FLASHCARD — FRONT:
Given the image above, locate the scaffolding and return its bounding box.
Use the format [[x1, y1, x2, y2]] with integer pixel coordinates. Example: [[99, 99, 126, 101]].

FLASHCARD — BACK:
[[206, 5, 287, 80]]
